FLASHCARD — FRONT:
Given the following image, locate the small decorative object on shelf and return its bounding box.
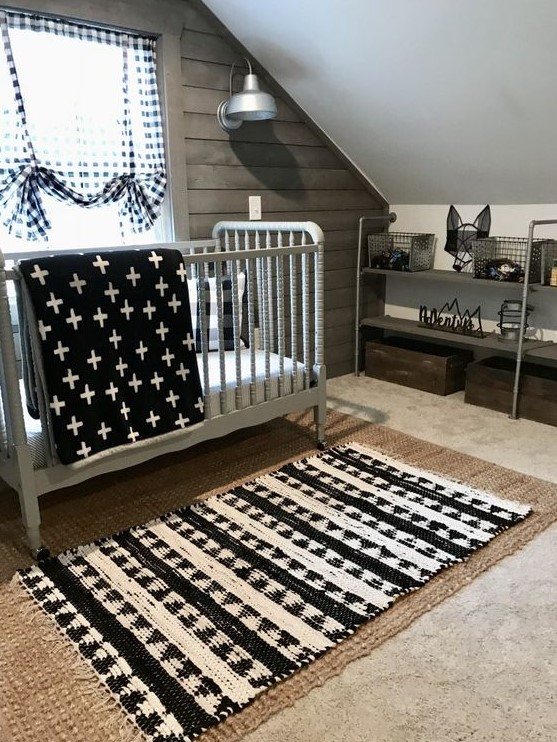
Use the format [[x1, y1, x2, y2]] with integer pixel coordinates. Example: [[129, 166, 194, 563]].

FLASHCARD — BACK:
[[497, 299, 532, 342], [418, 298, 486, 338], [472, 236, 542, 282], [444, 205, 491, 273], [540, 241, 557, 285], [551, 259, 557, 287], [368, 232, 435, 272]]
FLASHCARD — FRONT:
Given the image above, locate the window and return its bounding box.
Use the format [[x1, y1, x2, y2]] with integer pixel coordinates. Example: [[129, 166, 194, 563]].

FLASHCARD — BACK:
[[0, 10, 167, 254]]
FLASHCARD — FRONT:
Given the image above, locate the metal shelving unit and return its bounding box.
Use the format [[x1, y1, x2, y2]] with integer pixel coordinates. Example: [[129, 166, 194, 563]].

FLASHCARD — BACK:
[[355, 218, 557, 420]]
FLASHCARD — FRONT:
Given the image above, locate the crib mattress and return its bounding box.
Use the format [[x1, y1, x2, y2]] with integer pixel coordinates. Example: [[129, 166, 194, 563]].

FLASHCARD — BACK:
[[1, 351, 306, 470]]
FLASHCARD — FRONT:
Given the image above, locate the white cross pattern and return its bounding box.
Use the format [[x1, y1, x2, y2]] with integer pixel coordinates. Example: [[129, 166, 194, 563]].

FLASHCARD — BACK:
[[46, 292, 63, 314], [120, 401, 131, 420], [175, 363, 190, 381], [136, 341, 148, 360], [86, 350, 102, 370], [76, 441, 92, 459], [92, 255, 110, 274], [194, 397, 204, 414], [126, 266, 141, 286], [97, 422, 112, 440], [127, 427, 140, 443], [38, 320, 52, 341], [62, 369, 79, 390], [151, 372, 164, 390], [143, 301, 156, 320], [128, 373, 143, 392], [66, 416, 83, 436], [168, 294, 182, 314], [183, 333, 195, 352], [49, 396, 66, 416], [93, 307, 108, 328], [30, 264, 49, 285], [148, 251, 163, 269], [105, 382, 119, 401], [120, 299, 134, 320], [104, 282, 120, 303], [66, 308, 82, 330], [53, 341, 70, 362], [80, 384, 96, 405], [175, 413, 190, 429], [109, 329, 122, 349], [155, 276, 169, 297], [161, 348, 175, 367], [176, 264, 188, 283], [69, 273, 87, 294], [115, 357, 128, 377], [166, 390, 179, 408], [156, 322, 169, 341], [146, 410, 161, 428]]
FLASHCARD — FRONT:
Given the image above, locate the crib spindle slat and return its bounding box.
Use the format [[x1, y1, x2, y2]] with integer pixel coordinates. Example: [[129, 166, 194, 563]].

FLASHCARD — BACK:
[[266, 231, 275, 353], [198, 258, 212, 419], [230, 257, 243, 411], [247, 254, 257, 406], [289, 248, 299, 394], [263, 233, 271, 402], [302, 232, 311, 390], [276, 240, 285, 398], [215, 259, 227, 415]]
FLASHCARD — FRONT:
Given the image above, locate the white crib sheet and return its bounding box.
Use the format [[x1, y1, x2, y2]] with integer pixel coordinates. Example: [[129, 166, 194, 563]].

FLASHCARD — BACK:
[[2, 351, 306, 469]]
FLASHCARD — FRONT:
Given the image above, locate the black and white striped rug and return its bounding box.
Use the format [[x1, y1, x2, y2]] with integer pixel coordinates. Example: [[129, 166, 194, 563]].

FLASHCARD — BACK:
[[17, 443, 530, 741]]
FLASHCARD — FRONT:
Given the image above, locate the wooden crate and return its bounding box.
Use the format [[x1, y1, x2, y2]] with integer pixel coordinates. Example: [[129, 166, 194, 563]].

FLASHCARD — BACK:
[[365, 337, 473, 395], [465, 356, 557, 426]]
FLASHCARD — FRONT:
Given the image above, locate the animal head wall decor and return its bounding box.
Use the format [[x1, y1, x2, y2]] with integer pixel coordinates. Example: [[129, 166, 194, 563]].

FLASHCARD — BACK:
[[444, 205, 491, 272]]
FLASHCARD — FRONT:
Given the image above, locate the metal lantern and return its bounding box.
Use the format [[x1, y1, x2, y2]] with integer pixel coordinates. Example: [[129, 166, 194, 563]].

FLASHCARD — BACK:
[[497, 299, 532, 342]]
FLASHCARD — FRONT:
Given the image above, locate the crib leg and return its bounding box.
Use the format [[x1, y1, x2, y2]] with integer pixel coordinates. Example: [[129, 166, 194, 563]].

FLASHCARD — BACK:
[[14, 444, 49, 560], [313, 366, 327, 450]]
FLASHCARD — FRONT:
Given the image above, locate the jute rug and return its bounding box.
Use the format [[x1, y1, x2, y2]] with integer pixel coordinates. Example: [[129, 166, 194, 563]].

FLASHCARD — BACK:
[[1, 410, 556, 742]]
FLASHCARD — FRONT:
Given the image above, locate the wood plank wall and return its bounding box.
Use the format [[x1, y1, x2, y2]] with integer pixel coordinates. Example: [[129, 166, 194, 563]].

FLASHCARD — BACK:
[[182, 1, 388, 378]]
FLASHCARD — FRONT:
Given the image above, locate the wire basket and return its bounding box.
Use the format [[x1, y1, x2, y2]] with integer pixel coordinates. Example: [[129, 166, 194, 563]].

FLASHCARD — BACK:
[[367, 232, 435, 272], [540, 240, 557, 286], [471, 236, 542, 282]]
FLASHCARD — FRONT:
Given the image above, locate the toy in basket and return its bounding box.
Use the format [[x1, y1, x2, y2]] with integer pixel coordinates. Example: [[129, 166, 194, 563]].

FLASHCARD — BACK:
[[471, 236, 542, 283], [368, 232, 435, 272]]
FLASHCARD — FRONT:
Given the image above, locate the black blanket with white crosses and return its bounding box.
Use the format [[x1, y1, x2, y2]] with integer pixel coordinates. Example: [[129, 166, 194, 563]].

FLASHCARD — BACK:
[[18, 249, 204, 465]]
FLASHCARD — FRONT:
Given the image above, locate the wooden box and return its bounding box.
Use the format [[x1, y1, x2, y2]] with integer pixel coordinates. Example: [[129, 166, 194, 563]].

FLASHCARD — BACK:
[[465, 356, 557, 426], [365, 337, 473, 395]]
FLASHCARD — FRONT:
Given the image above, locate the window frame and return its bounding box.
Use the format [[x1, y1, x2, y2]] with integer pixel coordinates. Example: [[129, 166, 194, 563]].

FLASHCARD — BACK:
[[0, 1, 188, 250]]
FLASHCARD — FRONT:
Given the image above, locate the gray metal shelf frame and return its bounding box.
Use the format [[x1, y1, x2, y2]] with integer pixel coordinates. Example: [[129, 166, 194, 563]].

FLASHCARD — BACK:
[[354, 213, 397, 376], [355, 216, 557, 421], [511, 219, 557, 417]]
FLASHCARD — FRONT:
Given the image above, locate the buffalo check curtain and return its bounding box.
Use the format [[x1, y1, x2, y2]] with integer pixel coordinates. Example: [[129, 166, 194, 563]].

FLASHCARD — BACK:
[[0, 10, 166, 242]]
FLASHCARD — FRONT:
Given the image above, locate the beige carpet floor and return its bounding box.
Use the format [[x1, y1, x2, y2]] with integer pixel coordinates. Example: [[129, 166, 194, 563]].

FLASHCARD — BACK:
[[1, 409, 556, 741]]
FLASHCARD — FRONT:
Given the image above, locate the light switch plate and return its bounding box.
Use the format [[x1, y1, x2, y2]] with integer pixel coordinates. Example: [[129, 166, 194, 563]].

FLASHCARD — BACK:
[[249, 195, 262, 220]]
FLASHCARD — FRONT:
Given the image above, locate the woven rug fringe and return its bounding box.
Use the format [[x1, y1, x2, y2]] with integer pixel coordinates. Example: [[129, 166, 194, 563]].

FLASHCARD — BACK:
[[6, 577, 145, 741]]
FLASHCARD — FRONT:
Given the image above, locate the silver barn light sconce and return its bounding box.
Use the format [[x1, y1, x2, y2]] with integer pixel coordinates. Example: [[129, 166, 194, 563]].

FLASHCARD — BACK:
[[217, 57, 277, 132]]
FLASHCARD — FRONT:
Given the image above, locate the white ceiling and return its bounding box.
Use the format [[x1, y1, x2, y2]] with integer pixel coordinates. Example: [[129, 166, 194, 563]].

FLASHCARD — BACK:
[[201, 0, 557, 205]]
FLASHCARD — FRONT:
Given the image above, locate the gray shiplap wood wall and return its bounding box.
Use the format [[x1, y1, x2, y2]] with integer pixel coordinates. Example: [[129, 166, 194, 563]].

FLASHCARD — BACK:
[[183, 1, 387, 378]]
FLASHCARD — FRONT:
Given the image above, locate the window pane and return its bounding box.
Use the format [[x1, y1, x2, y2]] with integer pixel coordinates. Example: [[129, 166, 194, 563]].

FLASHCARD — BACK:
[[0, 14, 167, 252]]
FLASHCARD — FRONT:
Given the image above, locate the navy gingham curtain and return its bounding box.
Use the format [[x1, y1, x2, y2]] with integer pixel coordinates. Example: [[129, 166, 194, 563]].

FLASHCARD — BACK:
[[0, 11, 166, 241]]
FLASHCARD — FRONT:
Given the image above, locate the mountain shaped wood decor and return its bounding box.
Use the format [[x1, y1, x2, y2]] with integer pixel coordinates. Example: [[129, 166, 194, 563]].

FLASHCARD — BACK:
[[418, 298, 486, 338]]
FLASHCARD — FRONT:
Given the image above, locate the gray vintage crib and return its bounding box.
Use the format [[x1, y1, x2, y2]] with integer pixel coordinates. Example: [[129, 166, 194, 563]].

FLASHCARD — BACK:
[[0, 221, 326, 557]]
